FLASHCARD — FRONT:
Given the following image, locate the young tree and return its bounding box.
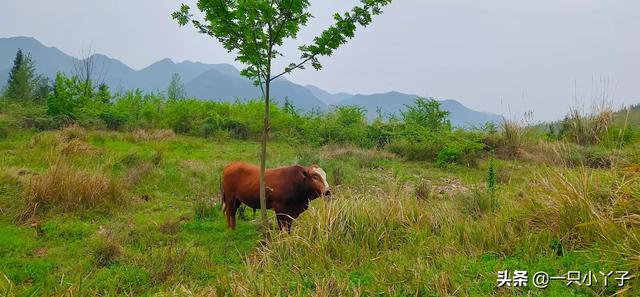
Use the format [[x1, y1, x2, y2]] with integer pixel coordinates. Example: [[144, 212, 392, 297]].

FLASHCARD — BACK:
[[402, 97, 451, 132], [167, 73, 186, 101], [173, 0, 393, 233]]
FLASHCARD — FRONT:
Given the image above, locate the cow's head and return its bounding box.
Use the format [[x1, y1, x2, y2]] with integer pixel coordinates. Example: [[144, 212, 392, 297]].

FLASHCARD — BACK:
[[302, 164, 331, 198]]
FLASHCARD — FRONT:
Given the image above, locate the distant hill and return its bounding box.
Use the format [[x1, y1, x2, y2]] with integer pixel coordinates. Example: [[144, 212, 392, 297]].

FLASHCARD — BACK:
[[338, 91, 501, 127], [183, 69, 326, 111], [305, 84, 352, 106], [0, 36, 501, 126]]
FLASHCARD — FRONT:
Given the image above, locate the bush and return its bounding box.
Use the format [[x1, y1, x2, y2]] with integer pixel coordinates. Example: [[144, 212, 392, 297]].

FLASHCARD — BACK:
[[388, 137, 443, 161], [100, 108, 128, 130], [436, 138, 484, 168], [389, 129, 485, 167], [24, 116, 55, 131]]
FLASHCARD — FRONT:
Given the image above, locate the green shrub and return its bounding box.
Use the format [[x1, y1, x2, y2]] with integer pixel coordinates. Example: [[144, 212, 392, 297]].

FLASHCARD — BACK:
[[436, 137, 484, 167], [100, 108, 128, 130], [388, 137, 443, 161]]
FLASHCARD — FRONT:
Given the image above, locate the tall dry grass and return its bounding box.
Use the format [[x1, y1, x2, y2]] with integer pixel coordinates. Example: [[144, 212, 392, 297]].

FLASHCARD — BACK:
[[562, 103, 614, 146], [221, 180, 510, 296], [498, 112, 535, 158], [57, 124, 87, 143], [526, 167, 635, 249], [216, 159, 640, 295], [19, 163, 127, 221]]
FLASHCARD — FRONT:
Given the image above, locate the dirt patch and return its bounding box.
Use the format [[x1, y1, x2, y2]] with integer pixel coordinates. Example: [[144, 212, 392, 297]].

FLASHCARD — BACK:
[[410, 178, 470, 197], [433, 178, 469, 196], [127, 129, 175, 142], [34, 247, 48, 257]]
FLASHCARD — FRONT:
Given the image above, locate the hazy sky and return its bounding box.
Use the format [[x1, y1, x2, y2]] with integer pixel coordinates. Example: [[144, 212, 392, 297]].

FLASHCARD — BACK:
[[1, 0, 639, 120]]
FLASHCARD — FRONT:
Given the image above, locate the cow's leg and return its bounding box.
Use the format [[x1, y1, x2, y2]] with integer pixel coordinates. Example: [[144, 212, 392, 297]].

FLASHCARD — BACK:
[[276, 204, 307, 232], [272, 204, 288, 231], [228, 199, 240, 229], [224, 201, 233, 229], [276, 213, 293, 231]]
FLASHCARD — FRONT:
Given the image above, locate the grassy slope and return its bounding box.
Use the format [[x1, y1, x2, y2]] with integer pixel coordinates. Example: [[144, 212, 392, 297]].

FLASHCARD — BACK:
[[0, 129, 637, 296]]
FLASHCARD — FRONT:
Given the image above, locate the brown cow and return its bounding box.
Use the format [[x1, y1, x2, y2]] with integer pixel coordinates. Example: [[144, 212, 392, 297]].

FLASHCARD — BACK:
[[221, 162, 331, 230]]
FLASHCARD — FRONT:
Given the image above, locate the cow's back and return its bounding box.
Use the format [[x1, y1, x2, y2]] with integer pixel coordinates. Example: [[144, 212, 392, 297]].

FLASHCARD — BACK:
[[222, 162, 304, 209], [223, 162, 259, 199]]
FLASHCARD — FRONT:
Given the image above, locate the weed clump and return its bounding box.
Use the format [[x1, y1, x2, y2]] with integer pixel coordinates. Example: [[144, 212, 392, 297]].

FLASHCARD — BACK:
[[151, 150, 163, 166], [93, 238, 122, 267], [58, 139, 99, 156], [58, 124, 87, 143], [560, 105, 613, 146], [119, 152, 145, 167], [20, 163, 126, 220], [330, 167, 344, 186], [499, 118, 532, 158], [193, 197, 219, 220], [414, 179, 432, 200], [125, 162, 154, 185], [159, 220, 181, 235]]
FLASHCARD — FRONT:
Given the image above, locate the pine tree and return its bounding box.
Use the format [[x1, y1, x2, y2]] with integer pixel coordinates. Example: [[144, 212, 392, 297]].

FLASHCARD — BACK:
[[5, 49, 37, 101], [8, 49, 24, 83], [96, 83, 111, 104]]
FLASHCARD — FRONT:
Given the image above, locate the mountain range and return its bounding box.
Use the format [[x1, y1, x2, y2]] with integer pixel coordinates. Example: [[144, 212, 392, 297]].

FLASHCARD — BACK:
[[0, 36, 502, 126]]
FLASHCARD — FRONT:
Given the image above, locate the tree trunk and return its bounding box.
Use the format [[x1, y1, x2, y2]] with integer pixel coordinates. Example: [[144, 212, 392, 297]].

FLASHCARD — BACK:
[[258, 75, 271, 235]]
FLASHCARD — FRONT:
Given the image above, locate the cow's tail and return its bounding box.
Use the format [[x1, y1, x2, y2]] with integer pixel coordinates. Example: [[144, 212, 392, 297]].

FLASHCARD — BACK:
[[219, 175, 226, 213]]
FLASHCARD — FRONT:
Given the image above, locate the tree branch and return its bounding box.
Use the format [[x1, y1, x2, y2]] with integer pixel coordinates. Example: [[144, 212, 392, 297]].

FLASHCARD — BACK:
[[269, 56, 313, 82]]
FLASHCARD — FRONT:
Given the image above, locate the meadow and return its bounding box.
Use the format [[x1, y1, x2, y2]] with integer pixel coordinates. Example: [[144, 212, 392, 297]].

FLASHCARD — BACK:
[[1, 68, 640, 296], [0, 119, 638, 296]]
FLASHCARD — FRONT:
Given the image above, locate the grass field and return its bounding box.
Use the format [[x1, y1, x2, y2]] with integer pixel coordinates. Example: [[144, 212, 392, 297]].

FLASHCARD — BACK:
[[0, 127, 638, 296]]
